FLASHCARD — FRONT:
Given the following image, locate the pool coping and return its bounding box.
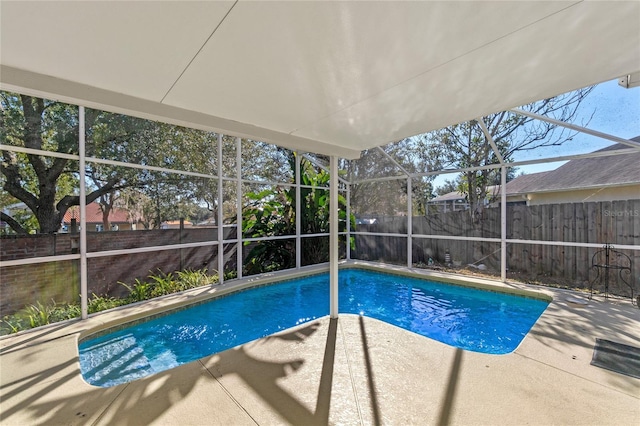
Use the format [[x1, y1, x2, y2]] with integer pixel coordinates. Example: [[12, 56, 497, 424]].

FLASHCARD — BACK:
[[78, 262, 553, 385], [2, 260, 559, 345], [1, 262, 638, 425], [75, 260, 556, 343]]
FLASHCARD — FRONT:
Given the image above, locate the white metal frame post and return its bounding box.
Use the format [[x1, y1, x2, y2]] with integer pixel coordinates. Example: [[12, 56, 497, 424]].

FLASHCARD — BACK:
[[407, 176, 413, 268], [501, 166, 507, 282], [346, 183, 351, 261], [296, 153, 302, 269], [236, 137, 243, 279], [79, 106, 88, 319], [217, 134, 224, 284], [330, 156, 339, 318]]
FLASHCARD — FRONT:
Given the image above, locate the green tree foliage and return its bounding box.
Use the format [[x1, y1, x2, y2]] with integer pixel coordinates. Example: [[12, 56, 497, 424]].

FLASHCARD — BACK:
[[0, 92, 227, 233], [416, 88, 594, 217], [435, 178, 459, 196], [346, 141, 440, 217], [84, 113, 223, 229], [1, 94, 86, 233], [242, 153, 354, 275], [1, 92, 296, 234]]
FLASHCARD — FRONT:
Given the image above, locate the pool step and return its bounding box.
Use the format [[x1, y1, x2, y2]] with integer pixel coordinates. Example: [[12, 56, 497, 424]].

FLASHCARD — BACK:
[[79, 334, 154, 387]]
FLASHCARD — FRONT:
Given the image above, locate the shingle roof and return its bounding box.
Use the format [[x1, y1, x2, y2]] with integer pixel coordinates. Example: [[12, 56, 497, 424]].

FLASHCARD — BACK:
[[63, 203, 131, 224], [430, 185, 501, 203], [430, 191, 466, 202], [506, 140, 640, 194], [433, 139, 640, 201], [503, 171, 552, 195]]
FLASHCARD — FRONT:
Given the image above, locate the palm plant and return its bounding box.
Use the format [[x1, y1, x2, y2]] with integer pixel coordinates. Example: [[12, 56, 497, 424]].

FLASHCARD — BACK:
[[242, 153, 354, 274]]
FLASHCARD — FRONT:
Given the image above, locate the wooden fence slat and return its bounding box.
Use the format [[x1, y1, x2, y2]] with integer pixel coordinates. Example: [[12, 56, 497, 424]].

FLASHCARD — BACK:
[[574, 202, 588, 284], [352, 199, 638, 292], [563, 203, 575, 282]]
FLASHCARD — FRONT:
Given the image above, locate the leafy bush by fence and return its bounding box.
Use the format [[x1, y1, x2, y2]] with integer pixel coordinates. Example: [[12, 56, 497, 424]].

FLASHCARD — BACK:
[[0, 268, 226, 335]]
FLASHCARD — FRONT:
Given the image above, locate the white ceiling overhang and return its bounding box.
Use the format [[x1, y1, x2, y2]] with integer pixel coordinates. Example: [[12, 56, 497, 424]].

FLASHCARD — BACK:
[[1, 1, 639, 159]]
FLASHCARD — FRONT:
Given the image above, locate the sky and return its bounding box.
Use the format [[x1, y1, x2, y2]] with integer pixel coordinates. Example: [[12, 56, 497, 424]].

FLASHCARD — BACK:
[[515, 78, 640, 175], [431, 78, 640, 189], [579, 78, 640, 140]]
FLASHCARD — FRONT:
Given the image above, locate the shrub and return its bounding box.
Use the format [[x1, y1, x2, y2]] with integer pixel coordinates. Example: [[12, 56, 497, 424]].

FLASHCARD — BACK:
[[0, 299, 82, 335], [176, 268, 216, 290], [1, 269, 223, 335], [149, 270, 176, 297], [88, 294, 126, 314], [120, 279, 153, 302]]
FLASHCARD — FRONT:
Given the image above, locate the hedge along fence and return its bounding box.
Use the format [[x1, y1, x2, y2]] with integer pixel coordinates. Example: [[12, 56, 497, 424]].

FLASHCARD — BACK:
[[352, 199, 640, 297], [0, 227, 238, 316]]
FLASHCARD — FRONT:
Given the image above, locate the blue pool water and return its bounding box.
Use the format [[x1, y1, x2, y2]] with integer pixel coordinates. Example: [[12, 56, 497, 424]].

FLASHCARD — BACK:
[[79, 269, 548, 387]]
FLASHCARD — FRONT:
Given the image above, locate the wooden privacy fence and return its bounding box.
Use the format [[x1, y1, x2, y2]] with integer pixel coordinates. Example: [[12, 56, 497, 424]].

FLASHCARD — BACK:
[[353, 199, 640, 297]]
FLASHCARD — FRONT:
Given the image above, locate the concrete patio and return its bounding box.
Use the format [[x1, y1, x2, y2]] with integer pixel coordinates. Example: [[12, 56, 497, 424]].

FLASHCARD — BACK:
[[1, 270, 639, 425]]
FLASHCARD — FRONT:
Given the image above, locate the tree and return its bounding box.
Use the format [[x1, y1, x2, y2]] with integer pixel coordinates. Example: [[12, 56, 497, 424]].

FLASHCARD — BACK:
[[347, 138, 441, 217], [435, 178, 459, 196], [415, 87, 594, 218], [0, 92, 228, 233], [241, 153, 354, 274], [86, 116, 224, 229], [0, 93, 121, 233]]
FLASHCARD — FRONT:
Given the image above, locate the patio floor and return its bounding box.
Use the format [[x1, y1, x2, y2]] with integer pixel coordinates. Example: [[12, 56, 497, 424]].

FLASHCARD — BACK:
[[1, 268, 639, 425]]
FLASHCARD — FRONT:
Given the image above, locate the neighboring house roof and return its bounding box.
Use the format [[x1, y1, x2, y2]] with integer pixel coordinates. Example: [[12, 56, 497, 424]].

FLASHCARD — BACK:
[[430, 191, 466, 203], [161, 220, 193, 227], [506, 141, 640, 194], [430, 185, 501, 203], [433, 140, 640, 202], [63, 203, 131, 224], [503, 171, 552, 195]]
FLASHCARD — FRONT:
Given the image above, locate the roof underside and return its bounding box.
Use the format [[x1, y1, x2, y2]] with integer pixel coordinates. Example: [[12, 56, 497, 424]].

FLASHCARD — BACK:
[[1, 1, 639, 159]]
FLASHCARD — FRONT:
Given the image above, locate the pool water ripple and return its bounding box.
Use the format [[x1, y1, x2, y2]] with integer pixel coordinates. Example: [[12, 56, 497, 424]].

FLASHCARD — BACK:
[[79, 269, 548, 387]]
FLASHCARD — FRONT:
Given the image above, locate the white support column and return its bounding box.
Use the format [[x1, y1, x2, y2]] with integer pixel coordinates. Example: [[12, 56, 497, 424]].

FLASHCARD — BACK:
[[501, 166, 507, 282], [346, 184, 351, 261], [295, 153, 302, 269], [217, 134, 224, 284], [407, 177, 413, 268], [330, 156, 339, 319], [79, 106, 88, 319], [236, 137, 242, 279]]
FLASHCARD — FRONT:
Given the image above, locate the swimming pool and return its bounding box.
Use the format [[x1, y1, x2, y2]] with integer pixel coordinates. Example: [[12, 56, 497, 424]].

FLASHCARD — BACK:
[[79, 269, 549, 387]]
